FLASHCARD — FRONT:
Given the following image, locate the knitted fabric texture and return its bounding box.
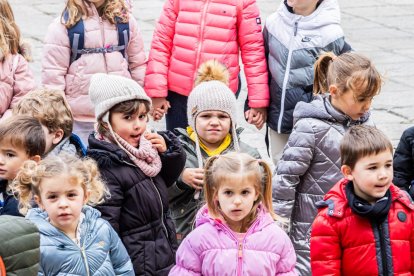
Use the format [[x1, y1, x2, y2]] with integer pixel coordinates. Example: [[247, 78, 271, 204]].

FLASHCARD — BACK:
[[186, 80, 240, 169], [89, 73, 151, 120]]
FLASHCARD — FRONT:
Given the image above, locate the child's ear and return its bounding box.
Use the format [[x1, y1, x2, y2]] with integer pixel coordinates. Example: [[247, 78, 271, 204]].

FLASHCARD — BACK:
[[341, 165, 354, 181], [52, 129, 64, 145], [30, 155, 41, 163], [329, 85, 339, 97], [83, 190, 91, 204], [34, 195, 42, 209]]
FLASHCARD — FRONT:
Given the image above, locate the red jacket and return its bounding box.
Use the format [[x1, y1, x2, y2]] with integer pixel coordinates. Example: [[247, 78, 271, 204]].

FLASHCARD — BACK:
[[311, 178, 414, 276], [144, 0, 269, 108]]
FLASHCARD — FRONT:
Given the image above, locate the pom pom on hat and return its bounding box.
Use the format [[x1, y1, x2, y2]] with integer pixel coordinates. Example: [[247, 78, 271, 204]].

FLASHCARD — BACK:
[[89, 73, 151, 120]]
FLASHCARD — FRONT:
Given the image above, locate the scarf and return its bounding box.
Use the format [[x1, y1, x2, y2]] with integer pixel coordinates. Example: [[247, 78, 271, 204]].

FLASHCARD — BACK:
[[186, 126, 232, 156], [345, 181, 392, 223], [96, 131, 162, 177]]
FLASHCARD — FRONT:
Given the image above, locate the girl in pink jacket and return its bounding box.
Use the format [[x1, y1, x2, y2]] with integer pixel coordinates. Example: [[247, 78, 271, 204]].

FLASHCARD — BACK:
[[145, 0, 270, 131], [170, 152, 297, 276], [0, 0, 36, 121], [42, 0, 146, 144]]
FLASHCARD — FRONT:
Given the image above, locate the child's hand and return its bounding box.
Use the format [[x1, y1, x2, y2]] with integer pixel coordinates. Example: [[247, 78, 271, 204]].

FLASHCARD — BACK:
[[245, 107, 267, 130], [182, 168, 204, 190], [150, 97, 171, 121], [144, 132, 167, 153]]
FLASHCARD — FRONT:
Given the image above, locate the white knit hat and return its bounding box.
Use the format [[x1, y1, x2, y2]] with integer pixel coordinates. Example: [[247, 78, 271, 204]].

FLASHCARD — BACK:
[[89, 73, 151, 120], [187, 61, 240, 170]]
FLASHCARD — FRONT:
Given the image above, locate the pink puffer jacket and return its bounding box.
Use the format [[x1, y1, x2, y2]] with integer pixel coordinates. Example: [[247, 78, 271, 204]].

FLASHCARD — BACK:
[[42, 4, 147, 122], [145, 0, 269, 108], [0, 44, 36, 121], [170, 205, 297, 275]]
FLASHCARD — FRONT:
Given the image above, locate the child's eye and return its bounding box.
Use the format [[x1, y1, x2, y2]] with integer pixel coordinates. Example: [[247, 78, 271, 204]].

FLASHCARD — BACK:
[[139, 114, 147, 119], [242, 190, 250, 195], [224, 190, 233, 196], [68, 193, 77, 198], [200, 114, 211, 119], [5, 152, 15, 158], [123, 115, 132, 120], [385, 163, 393, 168], [47, 195, 57, 200], [368, 166, 377, 170], [219, 115, 229, 119]]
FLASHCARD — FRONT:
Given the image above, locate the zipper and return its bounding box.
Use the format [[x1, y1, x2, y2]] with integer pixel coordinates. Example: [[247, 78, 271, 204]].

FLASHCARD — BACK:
[[99, 16, 109, 73], [80, 246, 91, 276], [193, 0, 210, 85], [378, 223, 389, 276], [150, 178, 169, 238], [277, 20, 299, 133]]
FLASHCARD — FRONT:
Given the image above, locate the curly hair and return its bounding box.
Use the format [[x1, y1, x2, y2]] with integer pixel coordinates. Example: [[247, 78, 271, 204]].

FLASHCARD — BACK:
[[12, 153, 109, 215], [62, 0, 129, 28], [13, 88, 74, 139]]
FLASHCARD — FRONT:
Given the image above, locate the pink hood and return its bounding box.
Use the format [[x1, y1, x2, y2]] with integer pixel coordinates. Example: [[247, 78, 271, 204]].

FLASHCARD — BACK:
[[170, 204, 297, 275], [41, 3, 147, 122]]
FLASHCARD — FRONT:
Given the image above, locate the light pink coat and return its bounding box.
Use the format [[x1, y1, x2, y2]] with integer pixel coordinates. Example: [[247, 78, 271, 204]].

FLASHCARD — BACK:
[[41, 4, 147, 122], [169, 205, 297, 275], [145, 0, 269, 108], [0, 46, 36, 120]]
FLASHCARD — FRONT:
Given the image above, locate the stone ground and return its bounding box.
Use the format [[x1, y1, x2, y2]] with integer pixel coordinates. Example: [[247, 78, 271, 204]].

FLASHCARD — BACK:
[[10, 0, 414, 165]]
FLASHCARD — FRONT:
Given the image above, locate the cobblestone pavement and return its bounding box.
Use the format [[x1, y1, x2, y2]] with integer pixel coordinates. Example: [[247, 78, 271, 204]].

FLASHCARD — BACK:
[[11, 0, 414, 165]]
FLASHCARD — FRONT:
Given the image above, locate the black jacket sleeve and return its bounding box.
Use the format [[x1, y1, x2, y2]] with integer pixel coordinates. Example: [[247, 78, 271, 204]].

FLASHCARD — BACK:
[[158, 130, 186, 187], [393, 126, 414, 194]]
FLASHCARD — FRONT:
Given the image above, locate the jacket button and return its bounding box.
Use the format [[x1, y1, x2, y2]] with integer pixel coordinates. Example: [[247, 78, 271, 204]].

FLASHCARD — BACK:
[[181, 209, 185, 214], [397, 211, 407, 222]]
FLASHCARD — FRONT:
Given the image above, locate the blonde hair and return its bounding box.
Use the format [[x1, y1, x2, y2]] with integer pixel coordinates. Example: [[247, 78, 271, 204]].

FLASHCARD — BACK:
[[13, 88, 74, 139], [204, 152, 276, 232], [313, 52, 382, 99], [62, 0, 129, 28], [12, 153, 109, 215], [0, 0, 20, 57]]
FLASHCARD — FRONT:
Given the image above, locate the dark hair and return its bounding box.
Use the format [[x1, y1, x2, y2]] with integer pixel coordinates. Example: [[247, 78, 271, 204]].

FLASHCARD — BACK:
[[97, 99, 150, 137], [0, 115, 46, 156], [313, 52, 382, 100], [340, 125, 393, 169]]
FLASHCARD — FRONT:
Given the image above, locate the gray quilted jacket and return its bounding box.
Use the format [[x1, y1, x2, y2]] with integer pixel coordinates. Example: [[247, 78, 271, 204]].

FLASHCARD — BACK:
[[272, 95, 372, 275]]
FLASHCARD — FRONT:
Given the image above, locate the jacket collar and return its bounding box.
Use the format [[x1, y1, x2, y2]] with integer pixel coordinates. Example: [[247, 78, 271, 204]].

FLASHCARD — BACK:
[[316, 179, 414, 218]]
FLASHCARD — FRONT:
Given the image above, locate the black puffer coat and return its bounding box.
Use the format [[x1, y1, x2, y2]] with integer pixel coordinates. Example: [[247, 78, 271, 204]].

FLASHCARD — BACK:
[[393, 126, 414, 198], [87, 131, 186, 276]]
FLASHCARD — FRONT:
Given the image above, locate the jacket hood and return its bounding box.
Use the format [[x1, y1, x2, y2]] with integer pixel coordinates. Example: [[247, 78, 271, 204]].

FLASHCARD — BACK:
[[316, 179, 414, 218], [279, 0, 340, 29], [293, 95, 370, 127], [195, 204, 274, 233], [26, 205, 101, 236]]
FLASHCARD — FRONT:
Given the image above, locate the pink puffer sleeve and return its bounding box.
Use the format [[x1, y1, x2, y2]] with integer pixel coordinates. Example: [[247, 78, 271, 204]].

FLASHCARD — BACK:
[[169, 236, 202, 276], [238, 0, 269, 108], [127, 16, 147, 86], [41, 19, 70, 91], [144, 0, 177, 98]]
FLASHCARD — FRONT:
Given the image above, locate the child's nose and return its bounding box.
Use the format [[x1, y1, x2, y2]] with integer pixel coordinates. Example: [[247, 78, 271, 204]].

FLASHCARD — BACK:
[[58, 197, 69, 207]]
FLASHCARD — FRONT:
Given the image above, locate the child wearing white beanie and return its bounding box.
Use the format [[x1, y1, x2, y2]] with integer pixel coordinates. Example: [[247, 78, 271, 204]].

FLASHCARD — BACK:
[[86, 73, 186, 275], [169, 60, 261, 242]]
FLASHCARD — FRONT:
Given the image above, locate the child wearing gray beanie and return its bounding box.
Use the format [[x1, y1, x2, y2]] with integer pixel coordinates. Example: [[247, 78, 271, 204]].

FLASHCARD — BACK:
[[86, 73, 186, 275], [168, 60, 261, 242]]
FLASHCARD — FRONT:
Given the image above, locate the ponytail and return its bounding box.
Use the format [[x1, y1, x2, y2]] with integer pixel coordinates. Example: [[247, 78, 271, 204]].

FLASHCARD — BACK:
[[258, 160, 276, 220], [313, 52, 337, 94]]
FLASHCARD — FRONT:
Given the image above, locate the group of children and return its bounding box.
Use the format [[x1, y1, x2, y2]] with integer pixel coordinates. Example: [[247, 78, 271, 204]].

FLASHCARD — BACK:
[[1, 0, 414, 275]]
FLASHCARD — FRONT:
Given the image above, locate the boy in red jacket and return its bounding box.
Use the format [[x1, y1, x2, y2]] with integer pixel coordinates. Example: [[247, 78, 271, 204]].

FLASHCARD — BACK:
[[311, 125, 414, 276]]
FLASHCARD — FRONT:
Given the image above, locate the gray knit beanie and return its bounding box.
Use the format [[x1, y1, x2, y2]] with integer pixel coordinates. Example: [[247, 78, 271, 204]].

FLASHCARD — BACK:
[[89, 73, 151, 120], [187, 60, 240, 170]]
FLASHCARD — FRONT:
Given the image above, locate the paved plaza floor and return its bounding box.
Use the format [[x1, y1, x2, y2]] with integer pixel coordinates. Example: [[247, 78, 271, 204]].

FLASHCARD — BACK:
[[10, 0, 414, 164]]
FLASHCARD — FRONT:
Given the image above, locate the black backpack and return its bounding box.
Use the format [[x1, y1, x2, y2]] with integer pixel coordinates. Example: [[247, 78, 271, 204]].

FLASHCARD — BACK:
[[63, 11, 130, 65]]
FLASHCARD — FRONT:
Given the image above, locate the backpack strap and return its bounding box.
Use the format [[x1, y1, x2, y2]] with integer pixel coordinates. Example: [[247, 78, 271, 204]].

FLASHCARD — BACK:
[[115, 16, 130, 61], [64, 10, 85, 65]]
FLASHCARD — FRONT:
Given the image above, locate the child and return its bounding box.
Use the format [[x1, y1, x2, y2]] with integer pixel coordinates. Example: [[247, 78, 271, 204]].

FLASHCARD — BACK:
[[12, 153, 134, 275], [264, 0, 351, 165], [272, 52, 382, 275], [0, 0, 36, 120], [170, 152, 297, 275], [87, 73, 186, 275], [393, 126, 414, 197], [169, 60, 261, 241], [0, 115, 45, 216], [0, 215, 40, 275], [42, 0, 147, 144], [311, 125, 414, 275], [13, 88, 86, 157], [145, 0, 269, 130]]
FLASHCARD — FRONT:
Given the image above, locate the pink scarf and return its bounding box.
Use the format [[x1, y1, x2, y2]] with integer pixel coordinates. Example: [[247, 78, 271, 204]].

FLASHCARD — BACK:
[[97, 131, 162, 177]]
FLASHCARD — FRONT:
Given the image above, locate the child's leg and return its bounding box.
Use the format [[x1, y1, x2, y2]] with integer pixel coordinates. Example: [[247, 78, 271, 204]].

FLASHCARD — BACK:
[[73, 121, 95, 146], [166, 91, 188, 130], [269, 128, 290, 166]]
